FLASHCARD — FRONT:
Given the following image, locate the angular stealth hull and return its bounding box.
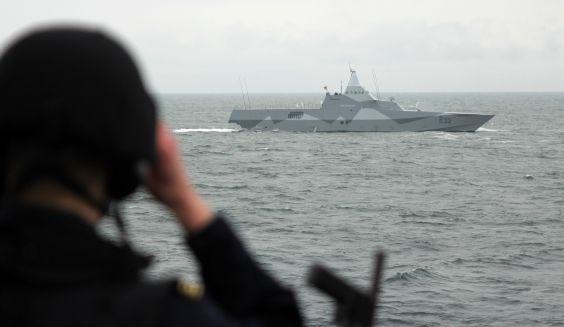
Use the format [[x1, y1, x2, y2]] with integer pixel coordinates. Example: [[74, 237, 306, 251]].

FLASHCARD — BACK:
[[229, 70, 494, 132], [229, 108, 493, 132]]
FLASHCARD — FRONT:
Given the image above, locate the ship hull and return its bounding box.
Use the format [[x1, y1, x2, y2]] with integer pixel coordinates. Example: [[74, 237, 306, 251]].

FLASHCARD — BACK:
[[229, 108, 493, 132]]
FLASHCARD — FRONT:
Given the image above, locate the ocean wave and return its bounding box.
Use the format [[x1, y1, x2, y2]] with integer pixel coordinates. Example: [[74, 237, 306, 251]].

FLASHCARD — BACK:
[[454, 256, 535, 269], [195, 183, 248, 190], [173, 128, 240, 133], [276, 193, 305, 201], [192, 150, 232, 156], [386, 267, 445, 283], [257, 207, 298, 213], [477, 127, 508, 132], [432, 132, 460, 140]]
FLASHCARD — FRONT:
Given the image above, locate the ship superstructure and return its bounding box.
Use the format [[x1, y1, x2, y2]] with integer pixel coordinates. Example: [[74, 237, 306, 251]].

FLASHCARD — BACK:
[[229, 70, 493, 132]]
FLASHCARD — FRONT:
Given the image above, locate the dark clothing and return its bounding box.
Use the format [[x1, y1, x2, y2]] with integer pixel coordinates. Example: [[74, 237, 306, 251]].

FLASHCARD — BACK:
[[0, 203, 302, 326]]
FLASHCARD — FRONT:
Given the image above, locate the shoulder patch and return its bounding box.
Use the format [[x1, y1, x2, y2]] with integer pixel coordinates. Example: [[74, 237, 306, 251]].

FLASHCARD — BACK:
[[176, 280, 204, 301]]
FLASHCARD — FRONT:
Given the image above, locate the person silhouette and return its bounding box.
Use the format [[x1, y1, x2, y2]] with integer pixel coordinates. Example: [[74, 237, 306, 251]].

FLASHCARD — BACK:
[[0, 26, 302, 327]]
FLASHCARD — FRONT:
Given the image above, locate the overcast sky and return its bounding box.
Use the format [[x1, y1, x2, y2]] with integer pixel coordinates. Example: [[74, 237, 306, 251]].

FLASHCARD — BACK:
[[1, 0, 563, 93]]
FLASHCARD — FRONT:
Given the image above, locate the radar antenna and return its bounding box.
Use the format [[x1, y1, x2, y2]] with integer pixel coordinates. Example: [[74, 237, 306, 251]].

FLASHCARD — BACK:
[[238, 76, 248, 109], [243, 77, 252, 109], [371, 70, 381, 100]]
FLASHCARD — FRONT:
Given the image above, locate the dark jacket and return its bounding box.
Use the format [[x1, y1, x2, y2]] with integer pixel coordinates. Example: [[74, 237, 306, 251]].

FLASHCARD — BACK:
[[0, 203, 302, 326]]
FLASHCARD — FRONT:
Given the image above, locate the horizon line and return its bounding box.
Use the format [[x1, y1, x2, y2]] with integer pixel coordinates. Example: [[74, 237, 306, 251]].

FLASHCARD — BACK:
[[154, 91, 564, 95]]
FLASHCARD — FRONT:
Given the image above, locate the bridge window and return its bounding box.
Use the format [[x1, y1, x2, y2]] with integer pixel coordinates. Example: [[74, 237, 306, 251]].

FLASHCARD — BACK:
[[288, 111, 304, 119]]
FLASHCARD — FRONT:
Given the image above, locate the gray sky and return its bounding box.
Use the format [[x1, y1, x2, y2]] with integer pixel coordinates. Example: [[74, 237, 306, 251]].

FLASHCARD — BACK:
[[1, 0, 563, 93]]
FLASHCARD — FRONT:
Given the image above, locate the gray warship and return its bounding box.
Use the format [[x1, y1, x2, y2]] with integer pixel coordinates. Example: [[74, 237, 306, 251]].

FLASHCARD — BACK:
[[229, 69, 493, 132]]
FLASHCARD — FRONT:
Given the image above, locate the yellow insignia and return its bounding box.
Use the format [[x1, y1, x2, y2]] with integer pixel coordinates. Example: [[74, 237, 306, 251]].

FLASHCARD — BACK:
[[177, 281, 204, 300]]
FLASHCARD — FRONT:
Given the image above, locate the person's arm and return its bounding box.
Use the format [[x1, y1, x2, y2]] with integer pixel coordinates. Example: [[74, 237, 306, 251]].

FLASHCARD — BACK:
[[187, 215, 301, 326], [144, 122, 215, 233], [145, 122, 302, 326]]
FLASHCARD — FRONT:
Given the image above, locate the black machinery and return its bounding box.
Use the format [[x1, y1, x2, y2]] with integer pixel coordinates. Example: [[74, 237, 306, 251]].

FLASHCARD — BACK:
[[308, 252, 385, 327]]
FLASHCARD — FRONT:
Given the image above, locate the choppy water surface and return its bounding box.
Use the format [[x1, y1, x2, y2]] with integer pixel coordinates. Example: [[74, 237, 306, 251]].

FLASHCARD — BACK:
[[120, 93, 564, 326]]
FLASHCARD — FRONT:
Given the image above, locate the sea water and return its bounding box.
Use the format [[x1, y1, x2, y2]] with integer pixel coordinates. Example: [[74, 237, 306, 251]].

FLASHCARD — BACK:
[[113, 93, 563, 326]]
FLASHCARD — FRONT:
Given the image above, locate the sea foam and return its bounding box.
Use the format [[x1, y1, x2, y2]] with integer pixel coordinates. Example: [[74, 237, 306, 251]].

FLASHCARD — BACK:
[[173, 128, 239, 133]]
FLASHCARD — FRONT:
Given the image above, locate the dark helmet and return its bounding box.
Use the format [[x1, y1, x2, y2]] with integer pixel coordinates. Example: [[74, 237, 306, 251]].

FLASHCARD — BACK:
[[0, 26, 157, 201]]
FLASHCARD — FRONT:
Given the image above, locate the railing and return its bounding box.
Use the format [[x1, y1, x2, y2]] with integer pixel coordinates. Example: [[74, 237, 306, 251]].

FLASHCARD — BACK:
[[233, 103, 321, 110]]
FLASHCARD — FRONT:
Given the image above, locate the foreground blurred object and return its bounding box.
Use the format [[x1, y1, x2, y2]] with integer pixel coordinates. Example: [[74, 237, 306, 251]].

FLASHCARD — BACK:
[[0, 26, 302, 326], [0, 26, 157, 200], [308, 252, 385, 327]]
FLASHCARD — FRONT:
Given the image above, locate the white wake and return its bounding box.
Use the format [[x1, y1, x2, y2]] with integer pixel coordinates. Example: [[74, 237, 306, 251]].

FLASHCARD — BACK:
[[174, 128, 240, 133], [477, 127, 499, 132]]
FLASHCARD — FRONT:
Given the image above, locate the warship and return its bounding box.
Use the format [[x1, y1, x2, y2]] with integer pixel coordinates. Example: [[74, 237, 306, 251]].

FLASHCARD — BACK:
[[228, 69, 494, 132]]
